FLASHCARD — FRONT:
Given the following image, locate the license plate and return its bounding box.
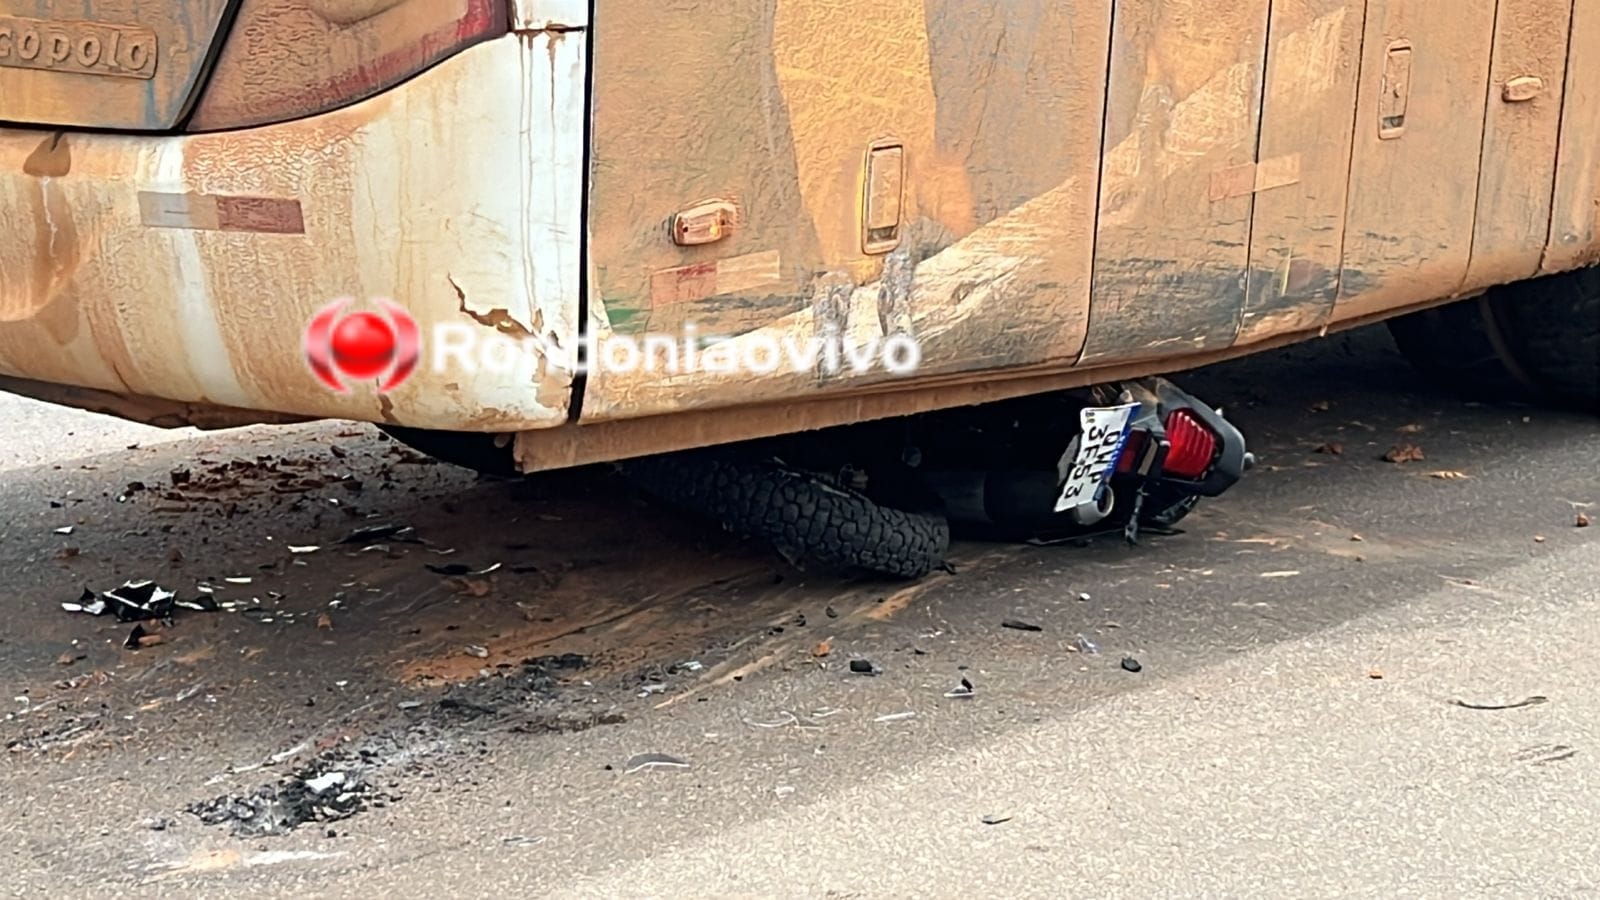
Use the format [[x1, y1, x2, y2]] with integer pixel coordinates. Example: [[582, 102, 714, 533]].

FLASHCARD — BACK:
[[1054, 402, 1140, 513]]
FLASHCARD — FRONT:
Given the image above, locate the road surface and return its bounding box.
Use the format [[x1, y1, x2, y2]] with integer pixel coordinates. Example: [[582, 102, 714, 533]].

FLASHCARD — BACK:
[[0, 325, 1595, 898]]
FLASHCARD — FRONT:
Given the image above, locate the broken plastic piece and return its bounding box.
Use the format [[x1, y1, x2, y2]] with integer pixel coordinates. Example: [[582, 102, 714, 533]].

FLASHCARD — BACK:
[[303, 772, 347, 794], [63, 581, 185, 622], [340, 524, 418, 546], [1001, 618, 1042, 632], [426, 562, 502, 577], [944, 676, 975, 699], [623, 752, 690, 774], [849, 659, 882, 676], [1121, 656, 1142, 673], [1449, 695, 1547, 711]]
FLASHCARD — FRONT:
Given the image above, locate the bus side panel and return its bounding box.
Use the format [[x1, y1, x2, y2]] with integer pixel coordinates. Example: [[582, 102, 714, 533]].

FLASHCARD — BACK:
[[1543, 0, 1600, 273], [1235, 0, 1366, 345], [1462, 0, 1572, 292], [1077, 0, 1271, 365], [1329, 0, 1496, 324], [580, 1, 1113, 422]]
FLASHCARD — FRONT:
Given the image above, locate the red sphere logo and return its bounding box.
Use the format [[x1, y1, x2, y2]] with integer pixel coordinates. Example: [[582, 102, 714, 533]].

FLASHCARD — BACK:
[[303, 297, 419, 394]]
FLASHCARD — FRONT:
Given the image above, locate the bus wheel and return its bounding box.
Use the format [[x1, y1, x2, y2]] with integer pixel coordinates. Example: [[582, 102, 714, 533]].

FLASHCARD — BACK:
[[1387, 266, 1599, 414]]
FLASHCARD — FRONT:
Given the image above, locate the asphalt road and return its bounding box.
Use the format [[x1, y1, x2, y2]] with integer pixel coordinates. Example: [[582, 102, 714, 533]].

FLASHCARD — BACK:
[[0, 325, 1595, 898]]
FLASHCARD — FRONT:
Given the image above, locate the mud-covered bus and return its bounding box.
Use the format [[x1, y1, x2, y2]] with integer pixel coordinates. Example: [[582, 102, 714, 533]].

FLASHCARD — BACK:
[[1, 1, 1595, 577]]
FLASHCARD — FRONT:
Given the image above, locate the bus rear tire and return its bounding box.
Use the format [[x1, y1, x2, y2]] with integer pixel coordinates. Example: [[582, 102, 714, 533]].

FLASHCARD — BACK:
[[1387, 266, 1600, 414]]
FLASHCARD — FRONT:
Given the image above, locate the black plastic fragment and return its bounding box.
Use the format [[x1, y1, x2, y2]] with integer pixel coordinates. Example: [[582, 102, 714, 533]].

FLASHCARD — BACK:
[[1449, 695, 1547, 711], [339, 523, 417, 546], [849, 659, 881, 676], [63, 581, 185, 622]]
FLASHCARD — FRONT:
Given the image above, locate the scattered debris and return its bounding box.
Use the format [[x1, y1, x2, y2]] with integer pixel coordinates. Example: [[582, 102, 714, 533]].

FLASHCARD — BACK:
[[1350, 534, 1364, 542], [502, 835, 546, 848], [1430, 470, 1470, 480], [1383, 444, 1425, 464], [1309, 400, 1331, 412], [873, 711, 916, 723], [288, 545, 320, 554], [1397, 423, 1424, 433], [943, 677, 975, 699], [1367, 669, 1384, 680], [1535, 535, 1547, 544], [1260, 570, 1301, 578], [812, 640, 832, 658], [1076, 592, 1091, 602], [849, 659, 882, 676], [1072, 635, 1100, 655], [61, 581, 195, 622], [1001, 618, 1042, 632], [53, 526, 74, 535], [188, 759, 394, 837], [464, 645, 490, 659], [1121, 656, 1142, 673], [1313, 442, 1344, 456], [825, 606, 839, 619], [980, 813, 1012, 825], [139, 817, 173, 832], [622, 752, 689, 774], [315, 613, 333, 630], [1450, 695, 1548, 711], [1578, 512, 1592, 528]]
